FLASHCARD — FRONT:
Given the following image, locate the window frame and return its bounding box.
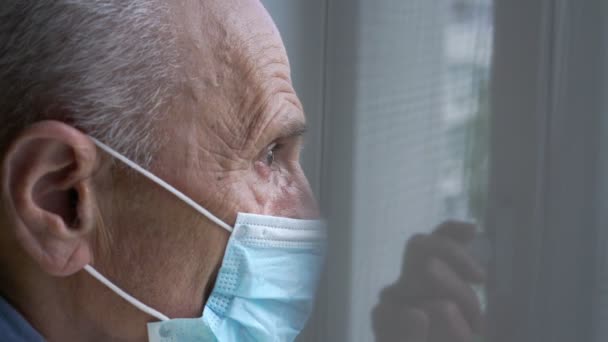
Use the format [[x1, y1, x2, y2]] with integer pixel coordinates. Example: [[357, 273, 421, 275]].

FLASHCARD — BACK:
[[488, 1, 606, 341]]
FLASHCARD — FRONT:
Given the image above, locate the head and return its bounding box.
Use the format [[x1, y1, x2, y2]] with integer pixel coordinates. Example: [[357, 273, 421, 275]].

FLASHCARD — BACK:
[[0, 0, 317, 340]]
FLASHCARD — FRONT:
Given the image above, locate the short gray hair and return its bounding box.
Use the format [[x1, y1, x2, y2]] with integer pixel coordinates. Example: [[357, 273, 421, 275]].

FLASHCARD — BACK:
[[0, 1, 181, 165]]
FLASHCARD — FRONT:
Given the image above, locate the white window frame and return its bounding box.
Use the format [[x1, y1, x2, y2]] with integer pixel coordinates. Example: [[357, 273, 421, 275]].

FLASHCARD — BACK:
[[488, 0, 606, 341]]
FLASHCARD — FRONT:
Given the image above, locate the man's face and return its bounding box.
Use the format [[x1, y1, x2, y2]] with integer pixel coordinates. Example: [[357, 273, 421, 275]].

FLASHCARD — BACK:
[[84, 0, 317, 337]]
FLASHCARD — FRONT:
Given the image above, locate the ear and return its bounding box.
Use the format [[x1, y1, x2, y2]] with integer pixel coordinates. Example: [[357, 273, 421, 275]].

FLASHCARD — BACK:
[[2, 121, 99, 277]]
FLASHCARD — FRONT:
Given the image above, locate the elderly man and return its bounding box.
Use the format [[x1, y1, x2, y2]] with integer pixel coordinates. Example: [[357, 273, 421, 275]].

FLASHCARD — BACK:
[[0, 0, 482, 341]]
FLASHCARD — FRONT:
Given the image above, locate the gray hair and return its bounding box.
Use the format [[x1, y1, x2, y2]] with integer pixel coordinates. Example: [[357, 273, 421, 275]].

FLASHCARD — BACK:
[[0, 0, 181, 165]]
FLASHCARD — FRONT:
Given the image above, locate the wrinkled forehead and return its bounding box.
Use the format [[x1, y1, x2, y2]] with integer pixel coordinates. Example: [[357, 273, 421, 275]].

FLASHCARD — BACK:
[[171, 0, 300, 149], [177, 0, 285, 55]]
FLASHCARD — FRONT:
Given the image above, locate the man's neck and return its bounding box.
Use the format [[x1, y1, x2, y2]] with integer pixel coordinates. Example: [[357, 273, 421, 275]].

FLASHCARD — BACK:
[[2, 268, 150, 341]]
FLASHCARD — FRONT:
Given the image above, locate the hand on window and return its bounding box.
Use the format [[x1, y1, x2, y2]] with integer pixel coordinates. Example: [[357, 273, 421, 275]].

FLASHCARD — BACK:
[[372, 221, 485, 342]]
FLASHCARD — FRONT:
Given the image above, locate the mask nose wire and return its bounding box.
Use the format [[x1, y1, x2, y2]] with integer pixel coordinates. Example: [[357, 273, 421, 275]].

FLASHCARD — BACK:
[[90, 137, 234, 233]]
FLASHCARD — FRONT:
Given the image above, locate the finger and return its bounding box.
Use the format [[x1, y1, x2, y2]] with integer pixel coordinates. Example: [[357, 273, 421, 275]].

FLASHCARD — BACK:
[[434, 221, 477, 244], [425, 257, 483, 333], [401, 308, 429, 342], [372, 296, 429, 342], [421, 300, 473, 342], [402, 234, 429, 274], [410, 234, 485, 283]]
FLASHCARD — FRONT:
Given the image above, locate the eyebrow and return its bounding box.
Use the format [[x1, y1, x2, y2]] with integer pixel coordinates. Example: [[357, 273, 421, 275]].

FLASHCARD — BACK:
[[276, 119, 308, 140]]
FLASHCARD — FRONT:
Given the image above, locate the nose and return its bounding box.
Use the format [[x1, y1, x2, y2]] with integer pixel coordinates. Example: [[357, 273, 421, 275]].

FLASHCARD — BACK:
[[297, 175, 321, 220]]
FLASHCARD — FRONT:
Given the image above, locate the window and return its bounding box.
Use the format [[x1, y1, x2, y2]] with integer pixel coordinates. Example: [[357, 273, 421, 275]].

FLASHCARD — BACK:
[[263, 0, 606, 341]]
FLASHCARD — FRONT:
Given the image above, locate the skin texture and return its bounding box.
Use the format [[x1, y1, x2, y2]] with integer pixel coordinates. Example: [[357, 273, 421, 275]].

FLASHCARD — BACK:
[[0, 0, 316, 341]]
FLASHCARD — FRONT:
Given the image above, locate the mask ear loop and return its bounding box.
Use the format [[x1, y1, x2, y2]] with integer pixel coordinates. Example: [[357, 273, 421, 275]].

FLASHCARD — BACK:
[[84, 265, 170, 321], [83, 137, 234, 322], [90, 137, 233, 233]]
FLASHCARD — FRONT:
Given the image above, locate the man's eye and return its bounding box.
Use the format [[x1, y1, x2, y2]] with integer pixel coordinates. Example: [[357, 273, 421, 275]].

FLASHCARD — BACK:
[[264, 143, 281, 166], [265, 148, 275, 166]]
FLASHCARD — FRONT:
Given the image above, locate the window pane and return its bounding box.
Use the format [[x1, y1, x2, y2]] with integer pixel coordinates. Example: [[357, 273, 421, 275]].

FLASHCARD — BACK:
[[265, 0, 605, 341], [319, 0, 494, 341]]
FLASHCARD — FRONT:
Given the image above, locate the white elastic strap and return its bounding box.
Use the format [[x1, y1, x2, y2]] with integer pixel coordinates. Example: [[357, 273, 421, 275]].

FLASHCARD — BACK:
[[84, 265, 170, 321], [91, 137, 233, 233]]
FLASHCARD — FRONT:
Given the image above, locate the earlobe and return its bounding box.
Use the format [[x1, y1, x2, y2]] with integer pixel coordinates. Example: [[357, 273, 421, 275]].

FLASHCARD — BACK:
[[2, 121, 99, 277]]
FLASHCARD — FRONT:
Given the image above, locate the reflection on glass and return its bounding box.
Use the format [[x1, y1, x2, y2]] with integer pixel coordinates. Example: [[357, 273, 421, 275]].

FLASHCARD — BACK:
[[442, 0, 493, 335], [372, 0, 494, 341]]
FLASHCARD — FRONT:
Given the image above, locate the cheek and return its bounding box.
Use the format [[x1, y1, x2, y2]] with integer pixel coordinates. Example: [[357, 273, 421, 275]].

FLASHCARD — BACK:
[[253, 161, 272, 179], [100, 191, 229, 319], [219, 165, 318, 219], [261, 168, 318, 219]]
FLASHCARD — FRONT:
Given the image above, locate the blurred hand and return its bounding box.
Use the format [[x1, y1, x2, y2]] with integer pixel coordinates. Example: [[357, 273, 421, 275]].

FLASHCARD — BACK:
[[372, 221, 485, 342]]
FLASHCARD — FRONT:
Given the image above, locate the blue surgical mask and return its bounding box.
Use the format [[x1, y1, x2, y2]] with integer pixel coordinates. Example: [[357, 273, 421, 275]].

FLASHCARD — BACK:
[[84, 138, 327, 342]]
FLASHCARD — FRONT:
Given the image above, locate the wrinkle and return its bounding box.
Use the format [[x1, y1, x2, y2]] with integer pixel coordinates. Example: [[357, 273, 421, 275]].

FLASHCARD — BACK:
[[168, 0, 315, 225], [194, 142, 248, 173], [244, 89, 304, 148]]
